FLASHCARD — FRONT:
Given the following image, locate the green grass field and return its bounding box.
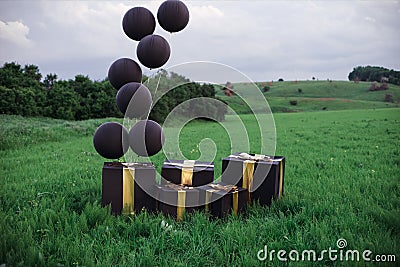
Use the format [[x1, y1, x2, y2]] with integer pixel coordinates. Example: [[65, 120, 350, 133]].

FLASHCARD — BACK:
[[1, 107, 399, 266]]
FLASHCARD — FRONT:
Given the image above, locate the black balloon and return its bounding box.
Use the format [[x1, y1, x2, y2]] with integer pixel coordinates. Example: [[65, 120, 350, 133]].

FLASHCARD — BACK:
[[108, 58, 142, 89], [123, 7, 156, 41], [93, 122, 129, 159], [137, 34, 170, 69], [116, 82, 152, 119], [129, 120, 165, 157], [157, 0, 189, 33]]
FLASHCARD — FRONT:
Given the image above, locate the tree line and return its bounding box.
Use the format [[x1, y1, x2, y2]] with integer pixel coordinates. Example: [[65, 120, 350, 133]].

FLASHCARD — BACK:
[[0, 62, 226, 122], [145, 70, 227, 123], [348, 66, 400, 85]]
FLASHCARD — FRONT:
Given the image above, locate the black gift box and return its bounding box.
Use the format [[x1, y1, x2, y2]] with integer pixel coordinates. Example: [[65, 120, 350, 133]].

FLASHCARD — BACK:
[[102, 162, 156, 215], [198, 182, 248, 218], [161, 159, 214, 186], [156, 182, 200, 220], [221, 153, 285, 206]]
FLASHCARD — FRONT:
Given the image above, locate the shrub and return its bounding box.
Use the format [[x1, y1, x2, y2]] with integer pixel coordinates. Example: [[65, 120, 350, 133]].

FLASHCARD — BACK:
[[368, 82, 389, 92], [368, 82, 378, 91], [384, 94, 393, 103], [379, 82, 388, 90]]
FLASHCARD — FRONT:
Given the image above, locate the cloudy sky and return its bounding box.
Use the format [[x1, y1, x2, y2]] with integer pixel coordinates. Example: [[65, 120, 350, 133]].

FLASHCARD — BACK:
[[0, 1, 399, 83]]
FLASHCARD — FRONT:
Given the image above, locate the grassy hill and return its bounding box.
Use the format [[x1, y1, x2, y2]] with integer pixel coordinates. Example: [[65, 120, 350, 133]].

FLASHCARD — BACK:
[[216, 80, 400, 113]]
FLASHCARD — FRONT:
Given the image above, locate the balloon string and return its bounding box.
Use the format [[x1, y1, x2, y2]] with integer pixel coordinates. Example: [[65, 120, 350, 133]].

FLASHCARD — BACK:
[[153, 72, 162, 100]]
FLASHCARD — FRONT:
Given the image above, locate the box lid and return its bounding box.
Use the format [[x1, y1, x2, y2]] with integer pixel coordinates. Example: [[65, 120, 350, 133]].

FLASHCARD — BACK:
[[162, 159, 214, 171], [223, 153, 284, 165], [103, 162, 155, 170]]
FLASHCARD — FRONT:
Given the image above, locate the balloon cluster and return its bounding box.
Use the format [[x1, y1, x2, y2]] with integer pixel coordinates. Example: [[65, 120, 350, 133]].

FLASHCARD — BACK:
[[93, 0, 189, 160]]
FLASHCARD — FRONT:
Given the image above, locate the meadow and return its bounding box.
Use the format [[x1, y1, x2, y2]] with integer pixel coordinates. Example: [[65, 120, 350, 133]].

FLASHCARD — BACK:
[[217, 80, 400, 114], [1, 106, 399, 266]]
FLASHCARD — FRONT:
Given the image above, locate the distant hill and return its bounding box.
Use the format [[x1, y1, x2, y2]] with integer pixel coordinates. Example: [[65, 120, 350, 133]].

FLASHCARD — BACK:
[[216, 80, 400, 113]]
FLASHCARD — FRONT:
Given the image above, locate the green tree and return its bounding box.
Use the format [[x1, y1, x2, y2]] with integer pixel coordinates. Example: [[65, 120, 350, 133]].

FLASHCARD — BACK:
[[44, 82, 79, 120], [0, 86, 38, 116], [148, 71, 226, 123], [0, 86, 18, 114], [0, 62, 227, 121], [348, 66, 400, 85], [23, 64, 42, 86], [0, 62, 24, 89], [43, 73, 58, 89]]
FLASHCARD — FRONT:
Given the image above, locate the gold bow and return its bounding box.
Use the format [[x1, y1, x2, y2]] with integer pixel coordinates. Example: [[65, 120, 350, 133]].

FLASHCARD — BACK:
[[164, 161, 213, 168], [229, 153, 283, 162], [229, 153, 272, 162], [208, 183, 238, 192], [165, 183, 194, 190]]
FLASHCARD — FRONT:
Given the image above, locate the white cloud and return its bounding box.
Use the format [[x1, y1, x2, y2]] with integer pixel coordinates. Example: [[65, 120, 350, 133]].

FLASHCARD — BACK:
[[364, 16, 376, 23], [0, 20, 33, 48], [191, 5, 224, 20], [38, 2, 130, 58], [0, 1, 399, 81]]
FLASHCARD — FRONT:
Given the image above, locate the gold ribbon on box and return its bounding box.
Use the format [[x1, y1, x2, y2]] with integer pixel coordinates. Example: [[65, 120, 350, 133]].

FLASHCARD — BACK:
[[229, 153, 265, 201], [165, 183, 194, 221], [206, 184, 239, 215], [181, 160, 195, 185], [122, 166, 135, 215], [242, 160, 255, 203], [250, 154, 284, 198], [279, 160, 283, 198], [205, 189, 217, 213], [229, 153, 284, 202], [232, 190, 239, 215], [164, 160, 213, 186], [177, 190, 186, 221], [120, 162, 153, 215]]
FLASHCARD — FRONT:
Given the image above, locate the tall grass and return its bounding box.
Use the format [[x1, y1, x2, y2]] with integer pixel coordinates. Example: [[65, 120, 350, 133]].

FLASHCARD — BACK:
[[1, 109, 399, 266]]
